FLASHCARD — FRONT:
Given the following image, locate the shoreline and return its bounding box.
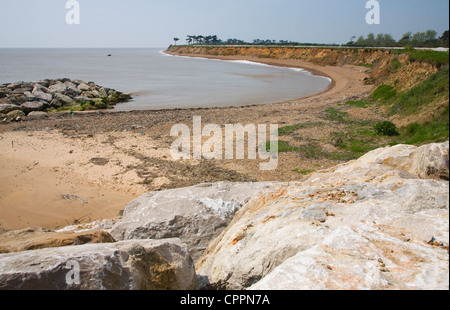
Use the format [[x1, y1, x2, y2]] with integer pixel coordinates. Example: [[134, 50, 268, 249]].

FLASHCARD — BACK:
[[162, 50, 337, 104]]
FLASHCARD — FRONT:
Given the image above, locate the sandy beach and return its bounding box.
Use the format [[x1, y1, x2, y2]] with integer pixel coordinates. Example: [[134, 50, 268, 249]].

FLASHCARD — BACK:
[[0, 54, 375, 231]]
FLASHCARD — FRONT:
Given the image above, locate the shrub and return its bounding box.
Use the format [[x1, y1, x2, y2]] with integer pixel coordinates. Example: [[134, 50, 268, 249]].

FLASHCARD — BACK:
[[374, 121, 399, 136]]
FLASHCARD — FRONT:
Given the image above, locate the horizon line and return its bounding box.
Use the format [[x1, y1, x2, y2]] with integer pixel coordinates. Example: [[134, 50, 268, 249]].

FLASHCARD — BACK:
[[0, 46, 167, 49]]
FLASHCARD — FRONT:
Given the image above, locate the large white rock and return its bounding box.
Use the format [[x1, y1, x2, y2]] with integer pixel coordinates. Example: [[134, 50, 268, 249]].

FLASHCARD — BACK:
[[110, 182, 275, 261], [0, 238, 196, 290], [407, 142, 449, 180], [196, 143, 450, 290]]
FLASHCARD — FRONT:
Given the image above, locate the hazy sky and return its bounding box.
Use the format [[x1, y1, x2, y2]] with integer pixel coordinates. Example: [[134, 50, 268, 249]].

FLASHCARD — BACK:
[[0, 0, 448, 48]]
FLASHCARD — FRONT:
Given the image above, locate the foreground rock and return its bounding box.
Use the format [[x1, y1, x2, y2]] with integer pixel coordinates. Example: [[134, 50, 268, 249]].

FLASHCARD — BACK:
[[0, 239, 196, 290], [0, 227, 115, 254], [111, 182, 275, 261], [196, 142, 449, 290], [0, 79, 131, 118]]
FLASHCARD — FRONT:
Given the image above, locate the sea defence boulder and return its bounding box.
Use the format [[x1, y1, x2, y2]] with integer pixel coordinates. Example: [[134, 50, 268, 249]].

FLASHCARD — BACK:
[[195, 142, 449, 290], [0, 79, 131, 117], [0, 238, 196, 290], [406, 142, 449, 180], [110, 182, 275, 261], [0, 104, 21, 114]]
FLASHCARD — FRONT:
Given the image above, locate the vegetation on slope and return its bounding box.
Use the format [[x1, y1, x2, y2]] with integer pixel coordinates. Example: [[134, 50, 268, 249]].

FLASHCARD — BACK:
[[171, 44, 448, 167], [373, 64, 449, 145], [269, 49, 449, 164]]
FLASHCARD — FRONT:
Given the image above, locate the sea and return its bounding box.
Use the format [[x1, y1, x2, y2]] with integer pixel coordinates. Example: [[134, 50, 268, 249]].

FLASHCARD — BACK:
[[0, 48, 331, 111]]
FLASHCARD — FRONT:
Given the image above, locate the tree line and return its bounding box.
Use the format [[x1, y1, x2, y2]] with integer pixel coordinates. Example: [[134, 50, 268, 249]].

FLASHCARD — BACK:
[[173, 30, 449, 48], [174, 35, 339, 47], [347, 30, 449, 48]]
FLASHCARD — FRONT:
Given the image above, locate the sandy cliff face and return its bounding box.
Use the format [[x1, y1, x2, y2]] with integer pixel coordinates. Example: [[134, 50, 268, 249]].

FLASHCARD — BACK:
[[168, 45, 392, 65], [167, 45, 439, 92]]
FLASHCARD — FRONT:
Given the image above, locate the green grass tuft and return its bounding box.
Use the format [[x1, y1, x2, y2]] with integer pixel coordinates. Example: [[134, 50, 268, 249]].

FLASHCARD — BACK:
[[278, 124, 306, 136], [400, 103, 449, 144], [371, 84, 397, 101], [292, 169, 315, 175], [324, 108, 349, 122], [278, 122, 324, 136], [346, 100, 372, 108], [266, 140, 299, 153], [390, 59, 402, 73]]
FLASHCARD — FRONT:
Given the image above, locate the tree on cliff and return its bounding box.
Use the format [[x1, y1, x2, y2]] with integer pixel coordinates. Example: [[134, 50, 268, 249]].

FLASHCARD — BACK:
[[398, 32, 412, 47], [173, 38, 180, 45], [440, 31, 449, 47], [211, 35, 220, 44], [350, 30, 446, 48]]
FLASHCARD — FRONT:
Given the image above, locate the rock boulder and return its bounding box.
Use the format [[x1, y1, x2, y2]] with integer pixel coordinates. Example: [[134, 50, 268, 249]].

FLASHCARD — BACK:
[[0, 104, 21, 114], [195, 143, 450, 290], [110, 182, 275, 261], [53, 93, 75, 106], [20, 101, 46, 114], [0, 239, 196, 290], [48, 82, 67, 94]]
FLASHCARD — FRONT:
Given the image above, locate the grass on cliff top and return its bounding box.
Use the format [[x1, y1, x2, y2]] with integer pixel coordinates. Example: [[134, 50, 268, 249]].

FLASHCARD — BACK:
[[392, 49, 449, 67]]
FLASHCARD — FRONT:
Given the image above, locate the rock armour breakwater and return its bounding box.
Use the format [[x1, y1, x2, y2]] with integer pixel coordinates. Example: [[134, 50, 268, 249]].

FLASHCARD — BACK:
[[0, 79, 131, 121]]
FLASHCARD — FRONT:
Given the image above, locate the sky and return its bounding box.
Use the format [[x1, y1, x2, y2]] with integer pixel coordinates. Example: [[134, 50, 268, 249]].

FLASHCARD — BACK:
[[0, 0, 448, 48]]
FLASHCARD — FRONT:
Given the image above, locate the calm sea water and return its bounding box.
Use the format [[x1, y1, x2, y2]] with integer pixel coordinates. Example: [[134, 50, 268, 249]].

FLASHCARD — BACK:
[[0, 48, 331, 110]]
